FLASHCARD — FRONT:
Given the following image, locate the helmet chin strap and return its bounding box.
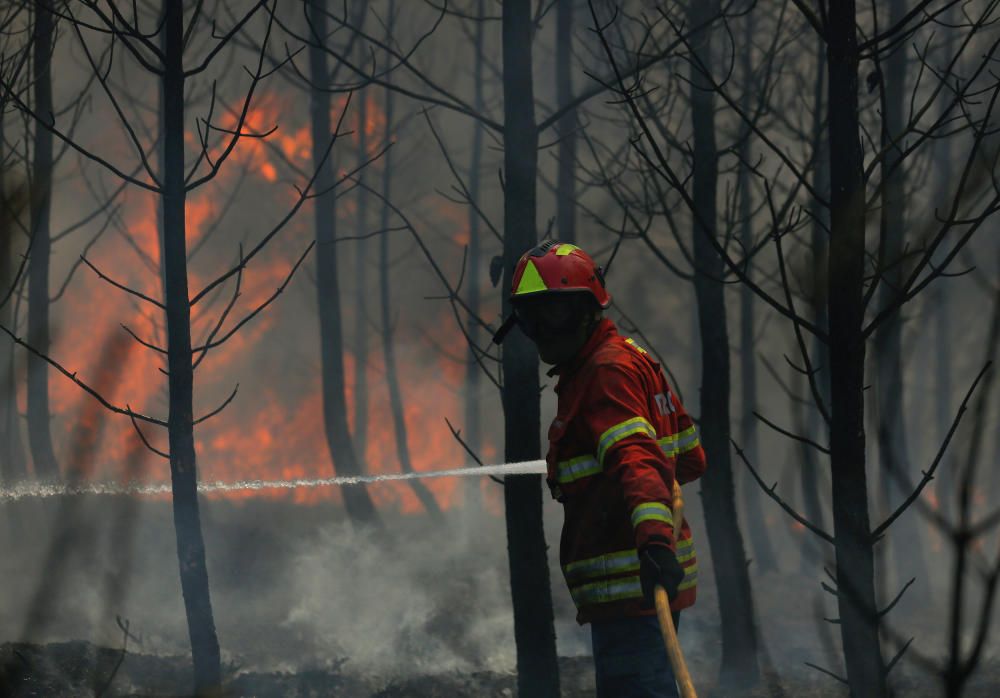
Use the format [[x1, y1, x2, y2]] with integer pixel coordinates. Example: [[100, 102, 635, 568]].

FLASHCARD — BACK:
[[491, 314, 517, 345]]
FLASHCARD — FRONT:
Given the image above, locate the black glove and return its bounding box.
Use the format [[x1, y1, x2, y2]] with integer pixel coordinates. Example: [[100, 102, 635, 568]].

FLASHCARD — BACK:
[[639, 544, 684, 609]]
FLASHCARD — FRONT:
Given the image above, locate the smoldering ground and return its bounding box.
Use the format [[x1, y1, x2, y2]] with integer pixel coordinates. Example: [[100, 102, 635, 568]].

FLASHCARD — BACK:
[[0, 490, 589, 679], [3, 473, 999, 695]]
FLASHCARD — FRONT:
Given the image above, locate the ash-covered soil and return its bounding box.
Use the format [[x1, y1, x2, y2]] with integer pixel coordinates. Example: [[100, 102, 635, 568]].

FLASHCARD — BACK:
[[2, 496, 999, 696], [3, 640, 1000, 696]]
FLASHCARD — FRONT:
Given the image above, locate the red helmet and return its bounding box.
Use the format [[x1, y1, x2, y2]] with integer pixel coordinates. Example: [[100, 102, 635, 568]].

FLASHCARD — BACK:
[[510, 241, 611, 308]]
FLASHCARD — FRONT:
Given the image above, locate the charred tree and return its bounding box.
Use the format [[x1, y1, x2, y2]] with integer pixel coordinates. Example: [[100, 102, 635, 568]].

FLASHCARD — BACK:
[[736, 8, 777, 575], [463, 0, 487, 511], [308, 0, 380, 527], [826, 0, 887, 694], [2, 1, 323, 691], [873, 0, 930, 601], [26, 0, 58, 482], [800, 30, 829, 573], [0, 138, 27, 484], [555, 0, 577, 244], [500, 1, 560, 695], [159, 5, 221, 692], [378, 0, 442, 520], [687, 0, 760, 685], [352, 14, 370, 465], [931, 2, 958, 522]]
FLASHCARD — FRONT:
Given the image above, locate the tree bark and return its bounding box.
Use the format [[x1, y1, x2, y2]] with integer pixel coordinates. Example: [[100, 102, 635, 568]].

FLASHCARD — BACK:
[[826, 1, 887, 694], [160, 4, 221, 692], [931, 1, 957, 523], [379, 0, 442, 520], [736, 8, 777, 575], [463, 0, 486, 511], [501, 1, 560, 695], [800, 29, 829, 573], [0, 118, 28, 485], [308, 0, 380, 527], [687, 0, 760, 686], [555, 0, 577, 244], [931, 277, 951, 517], [353, 55, 369, 465], [26, 0, 59, 481], [874, 0, 930, 603]]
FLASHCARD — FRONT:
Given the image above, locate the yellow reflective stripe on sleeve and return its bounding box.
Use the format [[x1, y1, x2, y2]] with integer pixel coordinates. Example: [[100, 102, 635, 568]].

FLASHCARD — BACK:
[[657, 426, 700, 459], [657, 434, 678, 458], [570, 575, 644, 606], [513, 259, 548, 295], [676, 425, 700, 454], [597, 417, 657, 464], [631, 501, 673, 528], [563, 549, 640, 583], [556, 454, 601, 484]]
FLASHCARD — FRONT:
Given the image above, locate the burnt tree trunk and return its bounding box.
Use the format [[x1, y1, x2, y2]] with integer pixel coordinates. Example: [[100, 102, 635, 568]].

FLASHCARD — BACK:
[[27, 0, 59, 481], [160, 4, 221, 692], [308, 0, 380, 527], [931, 2, 957, 522], [0, 123, 27, 484], [800, 31, 829, 573], [826, 1, 887, 694], [353, 73, 369, 465], [555, 0, 577, 244], [736, 9, 777, 575], [463, 0, 486, 510], [501, 1, 560, 695], [931, 268, 951, 519], [688, 0, 760, 686], [874, 0, 930, 603], [379, 0, 442, 520]]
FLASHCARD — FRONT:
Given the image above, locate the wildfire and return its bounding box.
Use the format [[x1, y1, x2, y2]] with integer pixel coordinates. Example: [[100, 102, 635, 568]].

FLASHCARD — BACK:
[[29, 87, 499, 517]]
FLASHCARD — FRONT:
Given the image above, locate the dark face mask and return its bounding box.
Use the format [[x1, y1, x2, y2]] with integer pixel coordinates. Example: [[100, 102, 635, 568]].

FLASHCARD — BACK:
[[513, 295, 589, 340]]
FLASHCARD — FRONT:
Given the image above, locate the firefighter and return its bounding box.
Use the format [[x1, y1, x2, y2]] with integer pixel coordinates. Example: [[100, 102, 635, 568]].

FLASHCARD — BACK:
[[495, 241, 706, 698]]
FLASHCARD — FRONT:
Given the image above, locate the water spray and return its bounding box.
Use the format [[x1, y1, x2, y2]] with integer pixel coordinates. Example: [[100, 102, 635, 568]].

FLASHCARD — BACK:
[[0, 460, 548, 502]]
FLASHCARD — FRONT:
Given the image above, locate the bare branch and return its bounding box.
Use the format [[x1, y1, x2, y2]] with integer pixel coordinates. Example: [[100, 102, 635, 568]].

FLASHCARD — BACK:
[[127, 407, 169, 460], [193, 384, 240, 426], [0, 321, 166, 426], [81, 256, 164, 309], [872, 362, 992, 540], [191, 242, 314, 356], [732, 437, 834, 544]]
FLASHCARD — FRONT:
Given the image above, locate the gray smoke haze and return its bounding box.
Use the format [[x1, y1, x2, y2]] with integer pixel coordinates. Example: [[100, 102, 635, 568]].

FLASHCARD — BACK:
[[3, 480, 997, 689], [1, 0, 999, 693]]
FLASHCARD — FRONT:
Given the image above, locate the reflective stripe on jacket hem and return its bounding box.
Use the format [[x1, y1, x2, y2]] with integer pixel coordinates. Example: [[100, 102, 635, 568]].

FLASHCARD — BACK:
[[679, 565, 698, 591], [676, 536, 695, 563], [556, 454, 601, 484], [563, 548, 640, 584], [570, 575, 644, 606]]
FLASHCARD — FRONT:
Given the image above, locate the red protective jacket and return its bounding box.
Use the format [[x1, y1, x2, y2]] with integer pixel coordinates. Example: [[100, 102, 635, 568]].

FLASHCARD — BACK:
[[546, 319, 707, 624]]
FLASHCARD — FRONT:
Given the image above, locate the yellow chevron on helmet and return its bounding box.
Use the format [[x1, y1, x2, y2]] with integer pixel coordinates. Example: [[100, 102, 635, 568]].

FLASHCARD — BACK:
[[513, 259, 548, 296]]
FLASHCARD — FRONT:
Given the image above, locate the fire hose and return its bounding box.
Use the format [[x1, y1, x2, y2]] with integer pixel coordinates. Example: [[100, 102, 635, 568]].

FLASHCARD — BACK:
[[653, 481, 698, 698]]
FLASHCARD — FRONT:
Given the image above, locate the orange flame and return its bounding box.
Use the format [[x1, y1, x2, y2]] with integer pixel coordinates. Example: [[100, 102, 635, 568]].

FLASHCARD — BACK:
[[40, 89, 496, 515]]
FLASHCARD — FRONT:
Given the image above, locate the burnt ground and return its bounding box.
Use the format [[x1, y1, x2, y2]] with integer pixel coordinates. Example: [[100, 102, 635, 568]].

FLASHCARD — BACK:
[[2, 640, 1000, 696], [2, 497, 999, 697]]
